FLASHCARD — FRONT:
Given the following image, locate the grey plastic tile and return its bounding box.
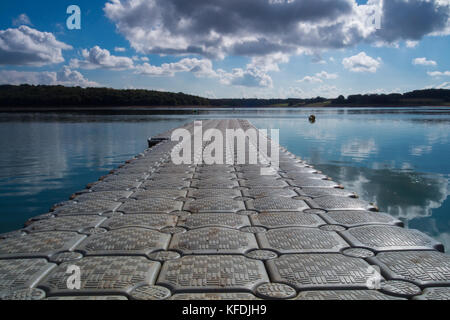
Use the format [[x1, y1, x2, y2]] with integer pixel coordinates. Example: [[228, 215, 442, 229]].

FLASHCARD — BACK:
[[147, 251, 181, 262], [0, 259, 56, 292], [413, 287, 450, 300], [169, 293, 260, 300], [190, 178, 239, 189], [177, 213, 250, 230], [50, 252, 84, 264], [161, 226, 187, 234], [296, 187, 357, 199], [83, 227, 108, 235], [267, 254, 382, 290], [255, 283, 297, 299], [194, 173, 237, 180], [77, 227, 171, 256], [320, 225, 347, 232], [0, 231, 86, 259], [118, 199, 184, 214], [241, 226, 267, 233], [245, 250, 278, 261], [237, 172, 283, 180], [89, 180, 141, 192], [0, 288, 46, 300], [149, 173, 194, 181], [129, 285, 172, 300], [155, 167, 195, 174], [293, 290, 404, 300], [250, 212, 325, 229], [101, 174, 148, 182], [184, 197, 246, 213], [39, 256, 161, 296], [369, 251, 450, 287], [101, 214, 177, 231], [197, 165, 235, 173], [142, 179, 190, 189], [187, 189, 242, 199], [257, 227, 349, 254], [26, 216, 106, 233], [113, 168, 153, 175], [157, 255, 269, 293], [341, 225, 444, 252], [72, 191, 133, 202], [320, 210, 402, 228], [248, 197, 309, 212], [235, 166, 272, 175], [131, 189, 187, 200], [169, 227, 258, 254], [380, 280, 422, 298], [288, 178, 341, 188], [342, 248, 375, 258], [111, 171, 150, 179], [52, 200, 121, 217], [241, 178, 289, 188], [46, 295, 128, 300], [242, 188, 297, 199], [308, 196, 376, 211]]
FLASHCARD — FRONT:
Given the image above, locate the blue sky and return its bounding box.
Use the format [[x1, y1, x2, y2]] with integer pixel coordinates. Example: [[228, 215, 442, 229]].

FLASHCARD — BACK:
[[0, 0, 449, 98]]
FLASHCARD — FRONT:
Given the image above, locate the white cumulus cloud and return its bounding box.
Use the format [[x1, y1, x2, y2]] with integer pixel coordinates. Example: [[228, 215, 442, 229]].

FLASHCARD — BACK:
[[0, 66, 98, 87], [406, 40, 419, 48], [70, 46, 135, 70], [413, 57, 437, 66], [0, 26, 72, 66], [342, 52, 381, 73], [135, 57, 274, 88], [219, 67, 274, 88], [135, 58, 217, 78], [428, 71, 450, 77], [298, 71, 338, 83]]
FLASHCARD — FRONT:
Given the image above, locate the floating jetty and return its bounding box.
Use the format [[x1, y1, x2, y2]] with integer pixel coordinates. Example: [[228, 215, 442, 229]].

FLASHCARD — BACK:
[[0, 119, 449, 300]]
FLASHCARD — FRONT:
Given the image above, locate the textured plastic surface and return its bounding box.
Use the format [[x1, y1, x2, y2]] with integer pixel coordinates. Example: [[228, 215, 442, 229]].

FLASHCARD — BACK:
[[2, 119, 448, 300]]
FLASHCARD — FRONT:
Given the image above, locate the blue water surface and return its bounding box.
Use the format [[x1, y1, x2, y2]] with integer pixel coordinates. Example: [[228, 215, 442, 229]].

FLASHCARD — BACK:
[[0, 108, 449, 250]]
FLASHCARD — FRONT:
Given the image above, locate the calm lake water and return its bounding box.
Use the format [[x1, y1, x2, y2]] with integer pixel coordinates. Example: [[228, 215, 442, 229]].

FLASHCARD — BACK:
[[1, 108, 449, 251]]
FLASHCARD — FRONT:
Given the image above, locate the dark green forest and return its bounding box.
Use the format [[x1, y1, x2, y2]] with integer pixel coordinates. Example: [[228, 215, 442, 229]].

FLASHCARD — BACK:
[[334, 89, 450, 106], [0, 85, 210, 107], [0, 84, 449, 108]]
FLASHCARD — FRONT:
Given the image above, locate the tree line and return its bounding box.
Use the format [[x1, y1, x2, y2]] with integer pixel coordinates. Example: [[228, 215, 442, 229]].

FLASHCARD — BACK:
[[0, 84, 449, 108], [333, 89, 450, 106], [0, 85, 210, 107]]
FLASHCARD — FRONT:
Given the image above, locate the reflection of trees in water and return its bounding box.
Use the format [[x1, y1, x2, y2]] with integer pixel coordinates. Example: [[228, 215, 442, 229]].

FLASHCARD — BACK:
[[317, 164, 448, 222]]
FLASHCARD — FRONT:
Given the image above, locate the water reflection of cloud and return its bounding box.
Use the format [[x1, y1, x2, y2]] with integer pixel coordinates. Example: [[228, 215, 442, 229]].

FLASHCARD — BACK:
[[435, 233, 450, 254], [426, 129, 450, 145], [341, 139, 378, 162], [410, 145, 432, 156], [294, 121, 339, 143], [318, 164, 448, 222], [0, 119, 185, 200], [401, 162, 413, 170]]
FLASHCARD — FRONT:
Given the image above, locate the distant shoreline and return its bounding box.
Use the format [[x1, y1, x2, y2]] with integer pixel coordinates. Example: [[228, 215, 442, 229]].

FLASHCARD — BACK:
[[1, 85, 449, 111], [1, 103, 450, 114]]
